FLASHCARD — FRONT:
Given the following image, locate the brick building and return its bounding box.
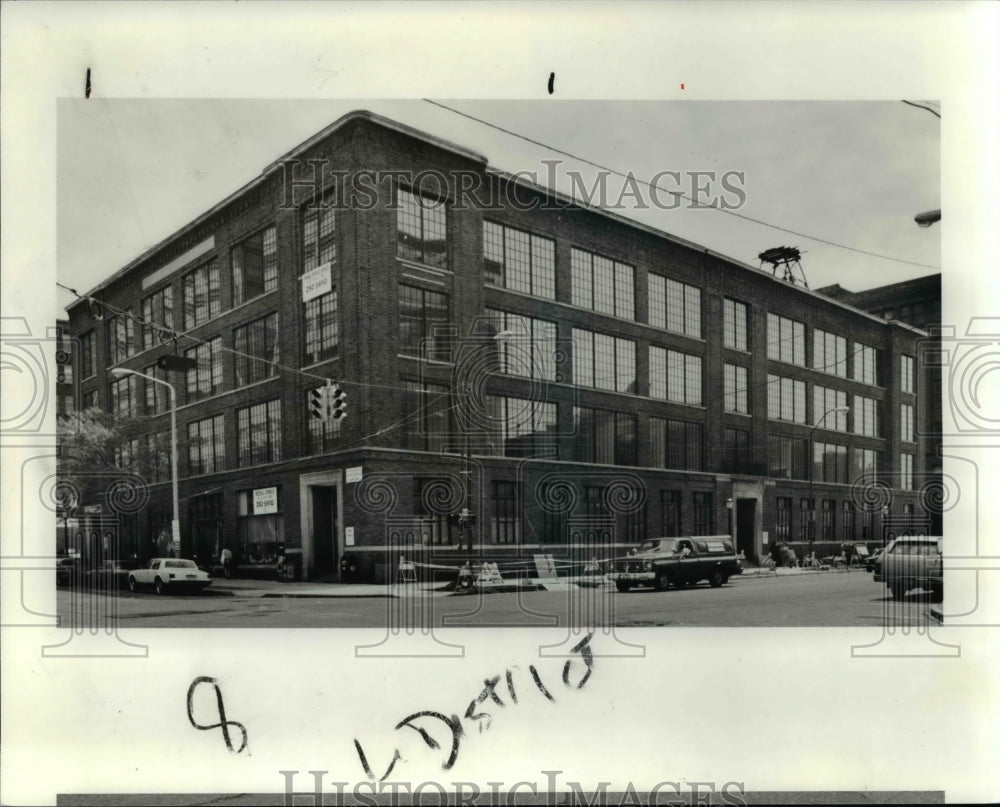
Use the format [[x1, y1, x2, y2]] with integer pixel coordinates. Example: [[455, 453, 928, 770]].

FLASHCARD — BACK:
[[818, 274, 941, 535], [65, 110, 930, 581]]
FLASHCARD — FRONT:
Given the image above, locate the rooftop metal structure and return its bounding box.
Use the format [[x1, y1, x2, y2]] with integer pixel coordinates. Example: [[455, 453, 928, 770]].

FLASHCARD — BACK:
[[758, 246, 809, 288]]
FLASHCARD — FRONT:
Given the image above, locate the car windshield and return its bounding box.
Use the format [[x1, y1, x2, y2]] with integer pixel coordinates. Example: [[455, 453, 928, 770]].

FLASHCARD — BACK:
[[164, 560, 198, 569], [638, 539, 676, 552]]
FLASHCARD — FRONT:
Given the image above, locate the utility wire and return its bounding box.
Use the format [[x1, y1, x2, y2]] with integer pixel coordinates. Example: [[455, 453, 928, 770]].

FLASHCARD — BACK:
[[423, 99, 941, 271], [57, 280, 876, 422], [57, 282, 467, 397]]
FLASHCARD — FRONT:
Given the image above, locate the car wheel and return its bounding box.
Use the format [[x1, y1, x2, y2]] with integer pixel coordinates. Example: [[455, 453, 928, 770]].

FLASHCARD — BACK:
[[654, 570, 672, 592], [128, 576, 137, 593], [155, 577, 166, 596], [615, 581, 632, 593], [709, 570, 725, 588], [889, 583, 906, 600]]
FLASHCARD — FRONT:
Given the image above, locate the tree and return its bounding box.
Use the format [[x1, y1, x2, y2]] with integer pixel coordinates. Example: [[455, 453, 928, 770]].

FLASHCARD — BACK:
[[56, 408, 170, 509]]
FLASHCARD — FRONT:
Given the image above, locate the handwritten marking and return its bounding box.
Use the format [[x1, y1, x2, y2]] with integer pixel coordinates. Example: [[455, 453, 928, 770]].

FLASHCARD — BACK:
[[681, 83, 685, 90], [353, 633, 594, 780], [548, 72, 555, 94], [505, 669, 518, 704], [186, 676, 249, 754], [85, 68, 92, 99], [529, 665, 555, 701], [353, 739, 401, 782]]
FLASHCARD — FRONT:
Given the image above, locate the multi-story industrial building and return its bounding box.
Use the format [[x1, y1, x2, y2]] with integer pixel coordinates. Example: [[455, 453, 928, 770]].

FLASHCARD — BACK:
[[65, 110, 931, 581], [818, 274, 941, 535]]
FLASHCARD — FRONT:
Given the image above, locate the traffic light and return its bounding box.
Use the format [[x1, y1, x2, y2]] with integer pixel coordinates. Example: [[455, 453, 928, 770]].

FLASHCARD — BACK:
[[55, 347, 70, 384], [330, 387, 347, 420], [308, 387, 328, 420], [157, 354, 198, 372]]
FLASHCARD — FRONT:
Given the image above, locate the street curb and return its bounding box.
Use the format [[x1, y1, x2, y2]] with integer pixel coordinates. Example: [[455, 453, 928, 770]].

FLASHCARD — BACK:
[[258, 592, 398, 599], [733, 569, 870, 580]]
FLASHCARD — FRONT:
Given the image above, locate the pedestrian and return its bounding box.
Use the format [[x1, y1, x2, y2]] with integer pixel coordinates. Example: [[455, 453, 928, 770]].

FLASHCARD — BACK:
[[220, 546, 233, 579], [457, 562, 474, 590]]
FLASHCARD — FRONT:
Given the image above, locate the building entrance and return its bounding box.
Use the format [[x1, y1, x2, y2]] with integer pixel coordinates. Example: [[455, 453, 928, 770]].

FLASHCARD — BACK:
[[311, 486, 338, 576], [736, 498, 757, 561], [300, 470, 344, 581]]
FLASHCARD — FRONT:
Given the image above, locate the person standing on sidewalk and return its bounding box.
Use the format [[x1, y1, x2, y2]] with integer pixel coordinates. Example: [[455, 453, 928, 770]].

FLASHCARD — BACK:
[[220, 547, 233, 579]]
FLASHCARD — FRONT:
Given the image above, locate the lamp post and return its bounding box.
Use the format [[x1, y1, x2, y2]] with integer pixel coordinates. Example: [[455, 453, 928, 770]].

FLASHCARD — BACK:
[[807, 405, 851, 562], [111, 367, 179, 558]]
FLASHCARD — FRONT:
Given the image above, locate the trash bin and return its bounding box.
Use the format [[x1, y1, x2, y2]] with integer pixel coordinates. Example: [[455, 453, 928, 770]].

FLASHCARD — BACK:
[[340, 553, 359, 583]]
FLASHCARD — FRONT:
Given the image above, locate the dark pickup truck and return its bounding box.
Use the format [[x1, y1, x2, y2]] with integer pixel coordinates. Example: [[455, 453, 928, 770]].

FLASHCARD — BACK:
[[609, 536, 741, 592]]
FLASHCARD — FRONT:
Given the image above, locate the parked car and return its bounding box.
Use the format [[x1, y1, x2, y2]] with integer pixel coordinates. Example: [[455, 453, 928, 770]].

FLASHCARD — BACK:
[[87, 559, 141, 590], [56, 556, 82, 587], [128, 558, 212, 595], [873, 536, 942, 601], [609, 536, 740, 592], [864, 547, 884, 573]]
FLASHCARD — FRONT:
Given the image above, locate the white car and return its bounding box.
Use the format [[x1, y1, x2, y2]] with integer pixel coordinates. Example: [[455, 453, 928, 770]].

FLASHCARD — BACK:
[[128, 558, 212, 595], [873, 536, 942, 601]]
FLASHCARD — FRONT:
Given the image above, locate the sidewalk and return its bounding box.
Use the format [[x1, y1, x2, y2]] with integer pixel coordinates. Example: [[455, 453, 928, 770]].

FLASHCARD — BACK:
[[734, 564, 868, 579], [208, 576, 607, 598], [208, 567, 863, 598]]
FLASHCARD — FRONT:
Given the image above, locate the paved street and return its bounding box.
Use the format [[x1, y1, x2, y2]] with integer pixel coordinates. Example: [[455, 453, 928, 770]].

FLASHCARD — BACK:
[[56, 570, 940, 629]]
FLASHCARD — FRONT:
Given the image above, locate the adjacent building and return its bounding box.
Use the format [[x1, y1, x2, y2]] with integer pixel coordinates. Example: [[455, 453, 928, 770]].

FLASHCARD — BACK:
[[65, 110, 931, 581], [818, 274, 942, 535]]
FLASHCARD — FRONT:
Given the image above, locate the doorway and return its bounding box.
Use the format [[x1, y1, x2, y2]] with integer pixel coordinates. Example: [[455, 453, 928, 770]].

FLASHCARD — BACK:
[[310, 486, 338, 576], [736, 498, 757, 561]]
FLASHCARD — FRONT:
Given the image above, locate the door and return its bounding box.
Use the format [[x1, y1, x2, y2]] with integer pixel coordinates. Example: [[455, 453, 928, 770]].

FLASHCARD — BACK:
[[192, 519, 221, 565], [311, 486, 338, 575], [736, 499, 756, 561], [676, 539, 696, 583]]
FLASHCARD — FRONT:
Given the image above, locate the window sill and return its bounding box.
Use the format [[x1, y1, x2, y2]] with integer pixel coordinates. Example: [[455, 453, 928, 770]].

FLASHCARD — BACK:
[[397, 257, 451, 275], [398, 353, 454, 366]]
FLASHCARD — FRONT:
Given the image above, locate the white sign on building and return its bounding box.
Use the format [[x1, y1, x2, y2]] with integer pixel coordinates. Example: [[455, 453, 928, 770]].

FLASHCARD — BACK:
[[301, 262, 332, 302], [253, 487, 279, 515], [345, 466, 363, 484]]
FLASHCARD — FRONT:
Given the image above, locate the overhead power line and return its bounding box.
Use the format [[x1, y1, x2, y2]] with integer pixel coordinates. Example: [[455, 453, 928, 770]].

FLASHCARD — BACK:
[[423, 99, 940, 272]]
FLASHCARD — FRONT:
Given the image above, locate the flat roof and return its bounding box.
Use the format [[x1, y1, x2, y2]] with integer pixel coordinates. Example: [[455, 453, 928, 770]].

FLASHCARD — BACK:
[[69, 110, 486, 307], [67, 110, 925, 334]]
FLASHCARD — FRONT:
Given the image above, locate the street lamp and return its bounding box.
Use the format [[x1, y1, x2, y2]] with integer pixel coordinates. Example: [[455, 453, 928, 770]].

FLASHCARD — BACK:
[[110, 367, 179, 558], [807, 405, 851, 562]]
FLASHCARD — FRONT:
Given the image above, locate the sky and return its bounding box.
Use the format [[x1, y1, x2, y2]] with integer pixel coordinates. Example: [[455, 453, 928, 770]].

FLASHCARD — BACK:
[[56, 98, 940, 317], [6, 5, 1000, 805]]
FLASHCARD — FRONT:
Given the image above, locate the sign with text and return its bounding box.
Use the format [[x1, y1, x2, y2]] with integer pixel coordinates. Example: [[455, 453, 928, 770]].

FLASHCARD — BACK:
[[301, 262, 332, 302], [345, 466, 363, 484], [345, 526, 355, 546], [253, 487, 279, 515]]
